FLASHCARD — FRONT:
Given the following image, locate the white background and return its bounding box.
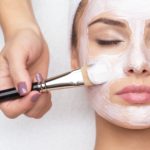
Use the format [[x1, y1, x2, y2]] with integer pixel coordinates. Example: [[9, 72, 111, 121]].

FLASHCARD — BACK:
[[0, 0, 95, 150]]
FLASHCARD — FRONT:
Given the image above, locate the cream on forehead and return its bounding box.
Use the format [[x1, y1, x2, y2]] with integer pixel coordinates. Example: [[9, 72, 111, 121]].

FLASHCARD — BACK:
[[79, 0, 150, 63], [79, 0, 150, 64], [85, 0, 150, 22]]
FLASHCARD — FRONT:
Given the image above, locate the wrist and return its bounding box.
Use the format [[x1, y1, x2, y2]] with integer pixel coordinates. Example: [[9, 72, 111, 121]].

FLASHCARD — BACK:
[[3, 23, 41, 41], [0, 0, 40, 40]]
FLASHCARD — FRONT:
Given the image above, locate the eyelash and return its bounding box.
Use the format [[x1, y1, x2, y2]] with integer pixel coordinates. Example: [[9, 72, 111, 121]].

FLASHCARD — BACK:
[[96, 39, 123, 46]]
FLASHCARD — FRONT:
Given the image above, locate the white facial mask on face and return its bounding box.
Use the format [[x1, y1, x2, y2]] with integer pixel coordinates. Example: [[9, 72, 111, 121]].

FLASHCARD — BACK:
[[78, 0, 150, 129]]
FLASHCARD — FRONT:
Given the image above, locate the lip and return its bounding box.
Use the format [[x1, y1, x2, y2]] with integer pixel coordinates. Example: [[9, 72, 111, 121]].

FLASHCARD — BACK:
[[116, 85, 150, 104]]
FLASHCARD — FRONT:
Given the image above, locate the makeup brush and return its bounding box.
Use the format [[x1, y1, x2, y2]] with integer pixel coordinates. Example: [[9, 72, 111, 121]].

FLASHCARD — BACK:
[[0, 65, 109, 102]]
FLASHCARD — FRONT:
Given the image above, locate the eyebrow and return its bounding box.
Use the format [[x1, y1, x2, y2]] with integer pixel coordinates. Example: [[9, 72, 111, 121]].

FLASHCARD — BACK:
[[88, 18, 126, 28]]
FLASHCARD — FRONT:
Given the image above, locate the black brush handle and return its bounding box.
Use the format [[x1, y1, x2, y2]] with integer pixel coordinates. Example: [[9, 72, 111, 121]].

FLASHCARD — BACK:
[[0, 82, 40, 102]]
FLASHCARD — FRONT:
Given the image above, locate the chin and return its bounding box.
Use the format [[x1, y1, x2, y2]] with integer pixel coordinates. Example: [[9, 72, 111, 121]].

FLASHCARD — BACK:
[[105, 117, 150, 130]]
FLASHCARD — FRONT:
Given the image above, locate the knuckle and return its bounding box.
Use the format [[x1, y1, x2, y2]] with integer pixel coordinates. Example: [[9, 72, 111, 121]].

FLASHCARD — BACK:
[[3, 111, 19, 119], [1, 104, 24, 119], [34, 115, 43, 119], [41, 100, 52, 113], [26, 104, 52, 119], [40, 102, 52, 115], [40, 95, 52, 108], [26, 113, 43, 119], [25, 97, 52, 119], [46, 101, 52, 110], [43, 97, 52, 111]]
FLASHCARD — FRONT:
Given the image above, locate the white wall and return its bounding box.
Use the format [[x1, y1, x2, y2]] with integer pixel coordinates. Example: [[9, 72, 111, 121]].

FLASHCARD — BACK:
[[0, 1, 95, 150]]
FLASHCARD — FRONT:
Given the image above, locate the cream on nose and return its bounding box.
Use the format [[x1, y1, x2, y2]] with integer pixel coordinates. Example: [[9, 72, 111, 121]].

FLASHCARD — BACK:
[[124, 65, 150, 76], [123, 42, 150, 76]]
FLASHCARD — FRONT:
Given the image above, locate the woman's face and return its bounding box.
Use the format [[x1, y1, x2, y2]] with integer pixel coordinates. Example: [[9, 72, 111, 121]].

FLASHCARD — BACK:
[[77, 0, 150, 129]]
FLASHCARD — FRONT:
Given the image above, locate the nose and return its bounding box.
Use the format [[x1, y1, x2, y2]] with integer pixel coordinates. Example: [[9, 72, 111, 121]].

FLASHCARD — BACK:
[[124, 64, 150, 76], [124, 39, 150, 76]]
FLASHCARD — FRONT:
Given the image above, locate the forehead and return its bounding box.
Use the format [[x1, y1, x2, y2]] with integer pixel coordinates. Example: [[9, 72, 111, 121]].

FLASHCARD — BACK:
[[85, 0, 150, 22]]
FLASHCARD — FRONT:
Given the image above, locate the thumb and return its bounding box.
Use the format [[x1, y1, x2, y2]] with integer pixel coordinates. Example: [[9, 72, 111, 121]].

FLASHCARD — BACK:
[[5, 49, 32, 96]]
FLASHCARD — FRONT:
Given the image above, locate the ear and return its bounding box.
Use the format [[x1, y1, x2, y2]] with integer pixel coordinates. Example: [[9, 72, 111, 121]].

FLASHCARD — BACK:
[[71, 47, 80, 70]]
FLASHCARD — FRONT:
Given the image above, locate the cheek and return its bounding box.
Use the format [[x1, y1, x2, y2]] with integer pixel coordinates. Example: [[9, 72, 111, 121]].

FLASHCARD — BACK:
[[86, 83, 114, 121], [87, 54, 127, 85], [86, 55, 127, 106], [109, 80, 128, 105], [87, 83, 110, 106], [87, 81, 117, 107]]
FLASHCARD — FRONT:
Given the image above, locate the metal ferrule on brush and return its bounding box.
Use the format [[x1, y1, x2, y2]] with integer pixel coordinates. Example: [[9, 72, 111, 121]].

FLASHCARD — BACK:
[[39, 69, 84, 92]]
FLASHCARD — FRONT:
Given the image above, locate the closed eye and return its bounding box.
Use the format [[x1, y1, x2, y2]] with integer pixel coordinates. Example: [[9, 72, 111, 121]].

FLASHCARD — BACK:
[[96, 39, 123, 46]]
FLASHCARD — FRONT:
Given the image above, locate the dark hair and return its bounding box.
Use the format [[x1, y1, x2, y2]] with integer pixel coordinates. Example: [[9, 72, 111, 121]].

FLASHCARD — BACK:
[[71, 0, 88, 48]]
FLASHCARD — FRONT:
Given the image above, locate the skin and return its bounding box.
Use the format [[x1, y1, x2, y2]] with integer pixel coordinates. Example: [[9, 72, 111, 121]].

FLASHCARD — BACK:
[[0, 0, 52, 118], [72, 0, 150, 149]]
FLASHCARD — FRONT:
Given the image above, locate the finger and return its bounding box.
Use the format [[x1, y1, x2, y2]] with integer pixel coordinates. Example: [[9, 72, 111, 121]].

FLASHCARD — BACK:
[[0, 55, 13, 89], [4, 48, 32, 96], [25, 92, 52, 119], [0, 91, 41, 119]]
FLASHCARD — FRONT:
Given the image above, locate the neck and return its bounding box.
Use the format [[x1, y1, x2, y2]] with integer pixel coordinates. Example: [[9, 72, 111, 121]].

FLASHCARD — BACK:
[[95, 114, 150, 150]]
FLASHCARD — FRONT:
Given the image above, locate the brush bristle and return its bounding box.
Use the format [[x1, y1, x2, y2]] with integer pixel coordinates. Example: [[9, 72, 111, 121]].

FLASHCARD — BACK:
[[81, 66, 93, 86]]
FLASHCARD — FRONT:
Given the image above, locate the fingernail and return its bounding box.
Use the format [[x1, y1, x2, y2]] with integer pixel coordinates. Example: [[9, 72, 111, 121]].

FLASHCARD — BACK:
[[31, 93, 40, 102], [17, 82, 28, 96], [35, 73, 43, 82]]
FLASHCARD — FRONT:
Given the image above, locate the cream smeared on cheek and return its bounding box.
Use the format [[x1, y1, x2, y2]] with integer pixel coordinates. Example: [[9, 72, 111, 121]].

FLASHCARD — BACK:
[[78, 0, 150, 129], [87, 54, 125, 84], [87, 58, 112, 84]]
